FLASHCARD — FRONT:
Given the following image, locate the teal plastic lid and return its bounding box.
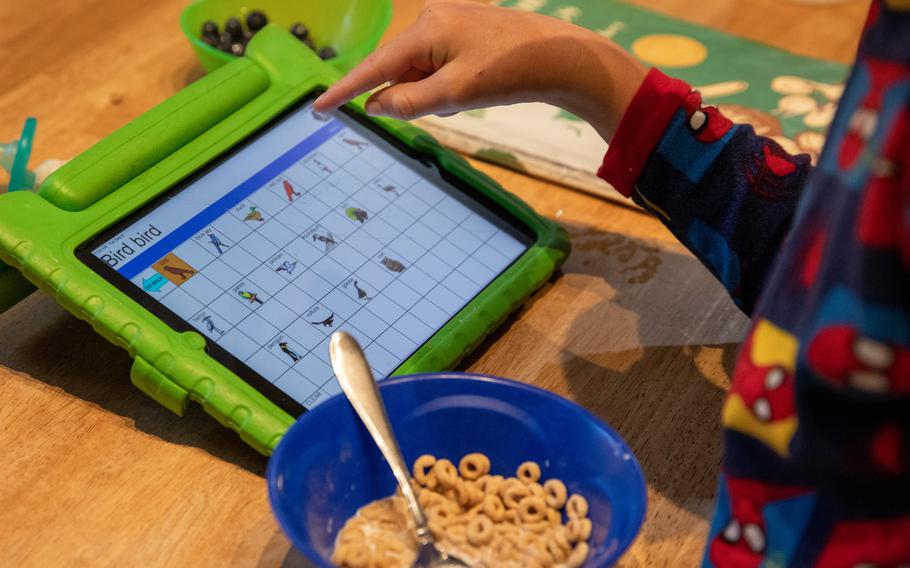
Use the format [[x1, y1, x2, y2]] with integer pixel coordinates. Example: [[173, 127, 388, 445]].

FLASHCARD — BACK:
[[0, 117, 37, 191]]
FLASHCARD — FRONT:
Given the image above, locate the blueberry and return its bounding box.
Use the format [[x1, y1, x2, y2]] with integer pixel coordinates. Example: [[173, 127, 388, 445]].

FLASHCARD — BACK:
[[290, 22, 309, 41], [242, 30, 254, 45], [303, 37, 316, 50], [230, 42, 245, 56], [318, 46, 337, 60], [225, 17, 243, 41], [202, 34, 219, 48], [201, 20, 219, 40], [219, 31, 234, 52], [246, 10, 268, 31]]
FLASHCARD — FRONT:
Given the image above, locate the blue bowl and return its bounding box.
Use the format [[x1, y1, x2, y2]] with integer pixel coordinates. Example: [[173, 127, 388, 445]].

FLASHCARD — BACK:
[[267, 373, 647, 567]]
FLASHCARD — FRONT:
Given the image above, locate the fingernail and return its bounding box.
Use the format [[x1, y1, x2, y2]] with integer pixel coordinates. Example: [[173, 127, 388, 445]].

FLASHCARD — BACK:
[[314, 94, 333, 110], [365, 100, 385, 116]]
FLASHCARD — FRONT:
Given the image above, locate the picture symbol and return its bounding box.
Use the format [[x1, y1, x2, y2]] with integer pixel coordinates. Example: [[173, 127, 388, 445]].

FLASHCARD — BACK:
[[354, 280, 371, 301], [244, 206, 264, 222], [342, 137, 369, 150], [162, 265, 196, 280], [238, 290, 264, 305], [202, 316, 224, 335], [381, 184, 399, 196], [311, 312, 335, 327], [345, 207, 368, 223], [381, 256, 406, 273], [275, 260, 298, 275], [279, 341, 302, 363], [208, 233, 229, 255], [283, 180, 301, 202], [312, 232, 337, 252], [313, 159, 332, 174]]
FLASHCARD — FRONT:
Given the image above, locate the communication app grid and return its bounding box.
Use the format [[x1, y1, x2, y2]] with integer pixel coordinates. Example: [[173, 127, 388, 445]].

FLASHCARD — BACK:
[[90, 104, 529, 409]]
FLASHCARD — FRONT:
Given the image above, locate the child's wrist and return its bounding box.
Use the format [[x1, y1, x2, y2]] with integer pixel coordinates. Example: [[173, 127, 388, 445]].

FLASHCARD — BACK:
[[556, 36, 646, 142]]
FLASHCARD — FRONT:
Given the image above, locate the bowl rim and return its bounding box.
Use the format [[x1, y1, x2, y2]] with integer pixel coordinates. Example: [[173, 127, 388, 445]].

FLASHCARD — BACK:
[[266, 371, 648, 567], [178, 0, 394, 72]]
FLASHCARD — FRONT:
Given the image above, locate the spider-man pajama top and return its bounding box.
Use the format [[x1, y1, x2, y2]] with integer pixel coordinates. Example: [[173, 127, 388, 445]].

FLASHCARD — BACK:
[[598, 2, 910, 566]]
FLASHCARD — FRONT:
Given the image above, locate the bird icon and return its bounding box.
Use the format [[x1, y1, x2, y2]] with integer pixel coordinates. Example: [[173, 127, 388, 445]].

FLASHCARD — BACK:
[[238, 290, 264, 305], [342, 137, 369, 150], [244, 206, 264, 222], [283, 180, 301, 202], [275, 260, 298, 275], [162, 265, 196, 280], [208, 233, 228, 255], [202, 316, 224, 335], [381, 257, 406, 273], [312, 232, 337, 252], [311, 313, 335, 327], [346, 207, 368, 223], [354, 280, 371, 301], [279, 341, 302, 362]]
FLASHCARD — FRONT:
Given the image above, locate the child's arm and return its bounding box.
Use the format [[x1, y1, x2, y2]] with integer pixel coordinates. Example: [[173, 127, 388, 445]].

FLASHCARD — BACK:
[[316, 0, 813, 314], [314, 0, 647, 142]]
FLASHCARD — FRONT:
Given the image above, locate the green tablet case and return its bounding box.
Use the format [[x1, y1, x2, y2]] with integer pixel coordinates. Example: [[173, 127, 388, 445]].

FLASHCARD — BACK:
[[0, 27, 569, 454]]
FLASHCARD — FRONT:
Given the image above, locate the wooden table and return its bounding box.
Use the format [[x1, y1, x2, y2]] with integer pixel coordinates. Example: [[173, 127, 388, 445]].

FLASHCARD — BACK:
[[0, 1, 866, 565]]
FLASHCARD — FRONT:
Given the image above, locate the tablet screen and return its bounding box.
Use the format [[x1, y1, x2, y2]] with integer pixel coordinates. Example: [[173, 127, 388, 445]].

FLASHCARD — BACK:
[[79, 97, 532, 412]]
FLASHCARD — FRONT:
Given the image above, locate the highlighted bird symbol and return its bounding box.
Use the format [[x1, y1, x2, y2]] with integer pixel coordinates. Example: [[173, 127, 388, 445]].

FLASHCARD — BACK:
[[244, 206, 264, 222]]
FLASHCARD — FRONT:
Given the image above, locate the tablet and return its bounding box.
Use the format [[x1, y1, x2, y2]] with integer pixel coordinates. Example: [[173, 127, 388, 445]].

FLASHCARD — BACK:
[[0, 27, 568, 454], [77, 95, 534, 415]]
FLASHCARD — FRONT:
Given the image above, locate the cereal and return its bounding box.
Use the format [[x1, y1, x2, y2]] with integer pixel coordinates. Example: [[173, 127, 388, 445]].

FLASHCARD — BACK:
[[331, 542, 370, 568], [423, 471, 439, 490], [503, 481, 531, 509], [547, 536, 570, 563], [413, 454, 436, 485], [444, 487, 459, 502], [427, 499, 459, 525], [550, 525, 573, 555], [452, 480, 472, 508], [525, 520, 552, 534], [467, 482, 485, 507], [459, 453, 491, 480], [467, 515, 494, 546], [483, 494, 506, 522], [567, 542, 590, 568], [417, 487, 436, 508], [447, 523, 468, 545], [477, 474, 504, 495], [567, 518, 592, 542], [518, 496, 548, 523], [331, 453, 592, 568], [433, 458, 460, 488], [544, 479, 568, 509], [566, 494, 589, 520], [517, 461, 542, 484]]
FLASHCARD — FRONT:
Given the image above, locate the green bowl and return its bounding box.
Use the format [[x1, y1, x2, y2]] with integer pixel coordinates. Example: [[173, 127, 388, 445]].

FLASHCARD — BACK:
[[180, 0, 392, 73]]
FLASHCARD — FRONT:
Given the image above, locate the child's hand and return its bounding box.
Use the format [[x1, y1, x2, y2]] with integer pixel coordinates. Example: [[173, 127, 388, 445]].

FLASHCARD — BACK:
[[313, 0, 646, 141]]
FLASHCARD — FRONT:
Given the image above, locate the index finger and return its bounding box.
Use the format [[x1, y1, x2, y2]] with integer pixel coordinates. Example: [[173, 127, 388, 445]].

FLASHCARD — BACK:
[[313, 31, 424, 111]]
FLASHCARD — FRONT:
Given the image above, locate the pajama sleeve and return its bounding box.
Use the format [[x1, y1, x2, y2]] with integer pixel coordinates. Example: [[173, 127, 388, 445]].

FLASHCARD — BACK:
[[598, 68, 814, 314]]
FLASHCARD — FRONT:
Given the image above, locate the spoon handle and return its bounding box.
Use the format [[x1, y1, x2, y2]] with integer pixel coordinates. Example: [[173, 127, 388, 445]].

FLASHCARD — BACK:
[[329, 332, 432, 542]]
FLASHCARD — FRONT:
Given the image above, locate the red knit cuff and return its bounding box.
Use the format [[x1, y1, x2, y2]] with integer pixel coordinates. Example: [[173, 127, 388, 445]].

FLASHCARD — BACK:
[[598, 68, 692, 197]]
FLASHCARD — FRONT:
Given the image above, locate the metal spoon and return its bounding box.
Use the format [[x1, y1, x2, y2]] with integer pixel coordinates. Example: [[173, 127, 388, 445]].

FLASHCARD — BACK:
[[329, 332, 471, 568]]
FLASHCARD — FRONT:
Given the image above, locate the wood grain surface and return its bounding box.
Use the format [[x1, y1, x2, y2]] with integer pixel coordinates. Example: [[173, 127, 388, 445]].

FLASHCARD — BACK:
[[0, 1, 866, 566]]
